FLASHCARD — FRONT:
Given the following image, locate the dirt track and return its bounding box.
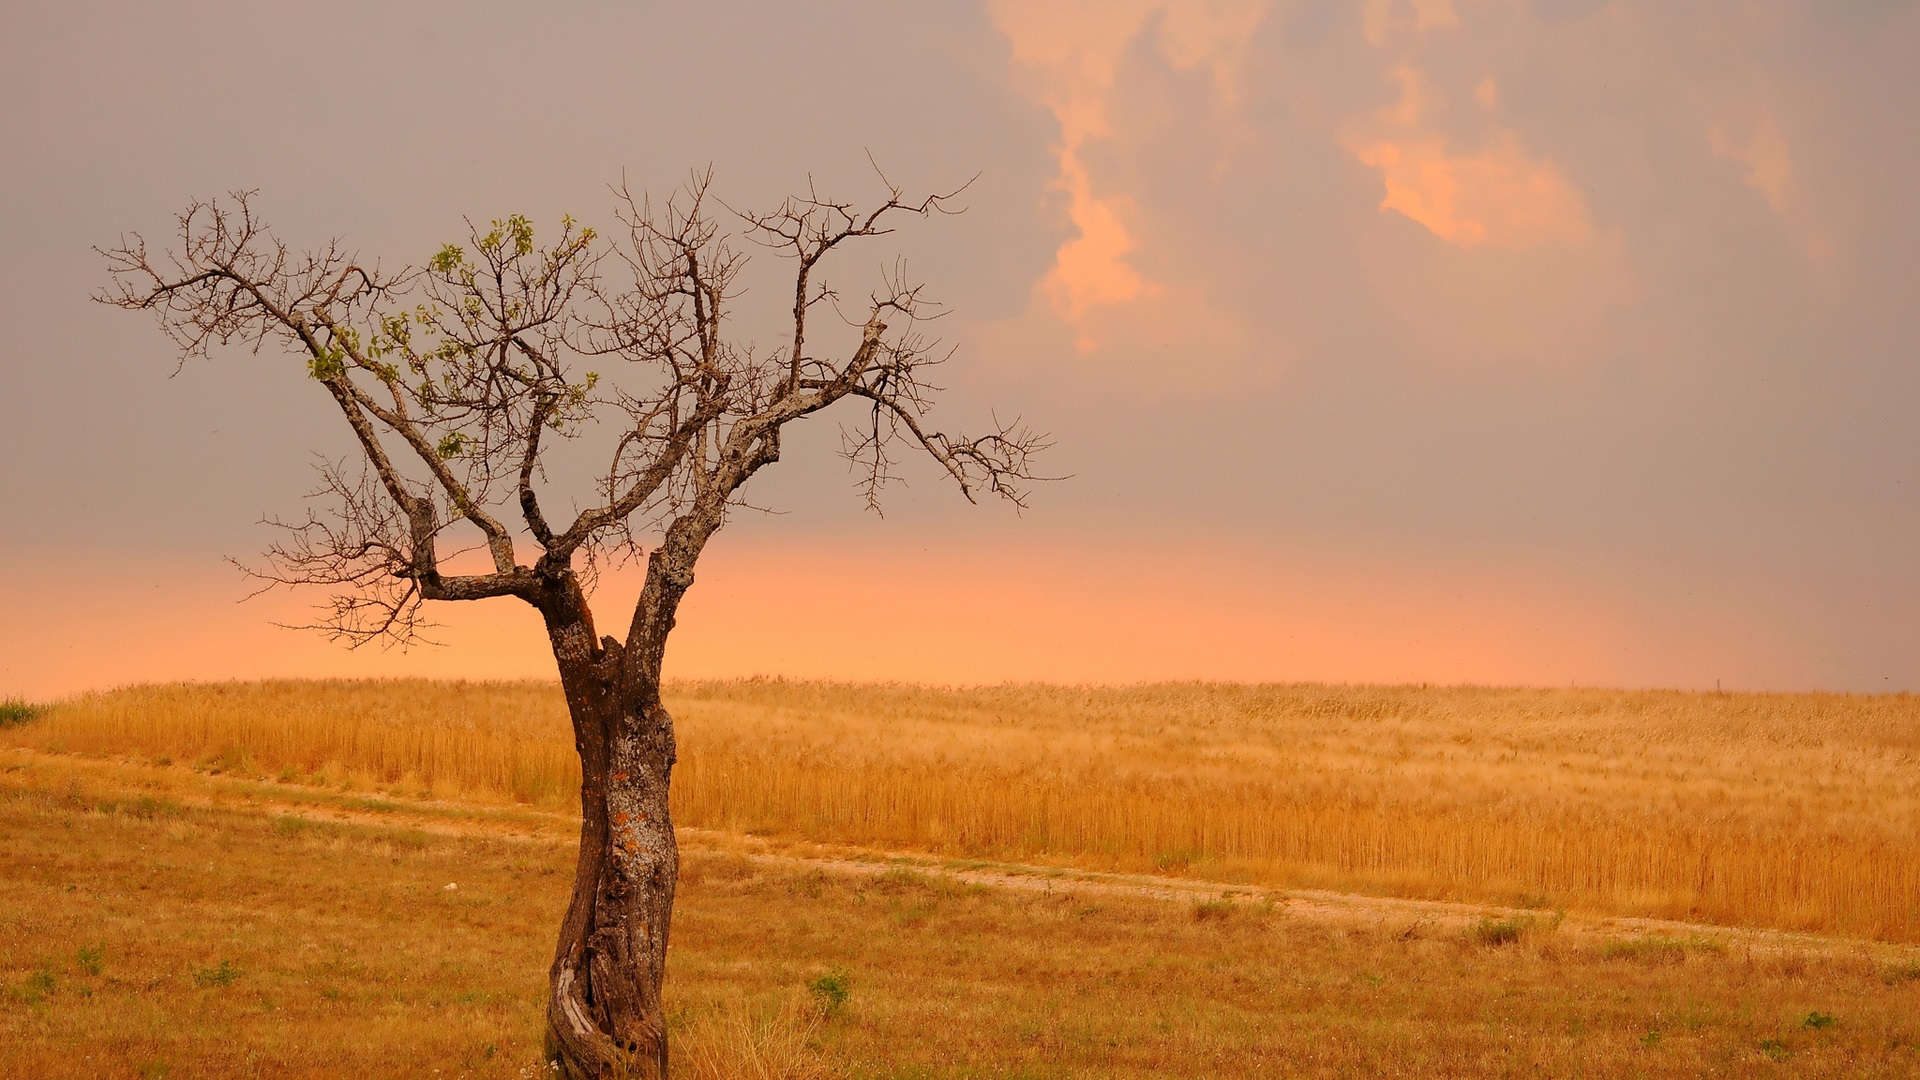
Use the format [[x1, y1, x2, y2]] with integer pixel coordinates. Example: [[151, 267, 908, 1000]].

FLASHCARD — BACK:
[[683, 831, 1920, 963]]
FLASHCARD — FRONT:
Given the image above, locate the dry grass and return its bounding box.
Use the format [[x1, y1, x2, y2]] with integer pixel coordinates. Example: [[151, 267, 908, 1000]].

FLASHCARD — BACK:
[[3, 751, 1919, 1078], [9, 678, 1920, 939]]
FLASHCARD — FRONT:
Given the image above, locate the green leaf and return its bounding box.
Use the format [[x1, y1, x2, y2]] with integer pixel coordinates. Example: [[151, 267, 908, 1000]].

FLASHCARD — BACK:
[[429, 244, 466, 274], [307, 345, 346, 380]]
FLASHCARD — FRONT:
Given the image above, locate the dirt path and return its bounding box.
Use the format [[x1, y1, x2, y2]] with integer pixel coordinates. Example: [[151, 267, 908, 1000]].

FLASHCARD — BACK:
[[9, 746, 1917, 964], [686, 832, 1920, 962]]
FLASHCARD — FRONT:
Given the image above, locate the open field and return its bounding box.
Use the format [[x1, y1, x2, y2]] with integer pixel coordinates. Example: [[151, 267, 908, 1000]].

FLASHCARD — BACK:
[[9, 679, 1920, 940], [4, 748, 1920, 1078]]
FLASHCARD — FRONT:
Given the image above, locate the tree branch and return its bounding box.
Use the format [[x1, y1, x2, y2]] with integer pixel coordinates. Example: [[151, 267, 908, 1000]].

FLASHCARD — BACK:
[[102, 175, 1046, 650]]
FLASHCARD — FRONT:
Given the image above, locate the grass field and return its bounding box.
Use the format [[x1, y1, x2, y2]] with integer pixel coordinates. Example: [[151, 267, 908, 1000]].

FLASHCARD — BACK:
[[9, 679, 1919, 940], [4, 748, 1919, 1078]]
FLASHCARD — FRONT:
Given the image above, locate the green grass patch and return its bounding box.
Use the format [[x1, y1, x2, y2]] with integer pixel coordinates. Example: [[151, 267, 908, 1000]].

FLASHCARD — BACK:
[[1193, 899, 1235, 922], [10, 967, 55, 1007], [190, 960, 241, 989], [808, 968, 852, 1017], [1881, 961, 1920, 986], [1470, 915, 1533, 946]]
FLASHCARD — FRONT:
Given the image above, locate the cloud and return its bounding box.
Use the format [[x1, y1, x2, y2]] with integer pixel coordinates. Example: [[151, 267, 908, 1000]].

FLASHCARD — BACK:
[[1351, 132, 1595, 248], [1336, 5, 1635, 361], [1711, 113, 1794, 214], [1360, 222, 1636, 365], [1473, 73, 1498, 109], [1709, 109, 1839, 270], [972, 273, 1258, 389], [1347, 25, 1595, 251], [990, 0, 1267, 352], [1044, 153, 1151, 325], [1363, 0, 1462, 47]]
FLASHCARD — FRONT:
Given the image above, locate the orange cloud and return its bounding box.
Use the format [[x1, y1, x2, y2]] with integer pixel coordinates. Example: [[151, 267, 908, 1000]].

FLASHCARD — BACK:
[[1352, 133, 1594, 248], [1347, 12, 1594, 251], [990, 0, 1266, 351], [1044, 154, 1150, 324], [1338, 6, 1635, 362]]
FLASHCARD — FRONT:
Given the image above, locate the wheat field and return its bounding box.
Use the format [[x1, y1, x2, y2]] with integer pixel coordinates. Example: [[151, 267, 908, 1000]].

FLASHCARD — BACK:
[[8, 678, 1919, 941], [8, 751, 1917, 1078]]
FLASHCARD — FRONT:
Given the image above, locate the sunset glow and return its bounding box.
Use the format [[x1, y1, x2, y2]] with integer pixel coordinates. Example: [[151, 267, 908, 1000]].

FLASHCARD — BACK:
[[0, 536, 1808, 700]]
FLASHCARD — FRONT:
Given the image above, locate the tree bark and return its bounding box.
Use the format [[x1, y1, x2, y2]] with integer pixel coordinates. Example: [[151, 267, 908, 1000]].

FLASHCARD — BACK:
[[541, 579, 681, 1079], [540, 533, 707, 1079]]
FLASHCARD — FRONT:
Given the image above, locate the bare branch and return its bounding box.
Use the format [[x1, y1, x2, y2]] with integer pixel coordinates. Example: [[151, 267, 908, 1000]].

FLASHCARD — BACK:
[[103, 173, 1047, 650]]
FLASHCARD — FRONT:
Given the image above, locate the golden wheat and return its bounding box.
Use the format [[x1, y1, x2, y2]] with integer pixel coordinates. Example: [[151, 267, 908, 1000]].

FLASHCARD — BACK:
[[9, 678, 1918, 940]]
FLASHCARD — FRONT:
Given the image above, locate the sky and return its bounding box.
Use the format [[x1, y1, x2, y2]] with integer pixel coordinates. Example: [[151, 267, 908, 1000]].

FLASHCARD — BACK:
[[2, 0, 1917, 697]]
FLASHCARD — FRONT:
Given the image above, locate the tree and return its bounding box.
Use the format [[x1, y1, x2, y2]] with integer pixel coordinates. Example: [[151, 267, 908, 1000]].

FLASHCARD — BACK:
[[100, 172, 1045, 1078]]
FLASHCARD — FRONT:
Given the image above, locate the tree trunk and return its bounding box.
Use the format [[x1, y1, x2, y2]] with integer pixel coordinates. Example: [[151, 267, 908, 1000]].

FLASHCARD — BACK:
[[540, 528, 708, 1079], [542, 602, 680, 1078]]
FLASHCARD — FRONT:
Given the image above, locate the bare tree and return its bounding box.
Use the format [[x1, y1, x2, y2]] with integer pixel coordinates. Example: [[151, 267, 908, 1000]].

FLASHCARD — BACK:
[[99, 172, 1044, 1079]]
